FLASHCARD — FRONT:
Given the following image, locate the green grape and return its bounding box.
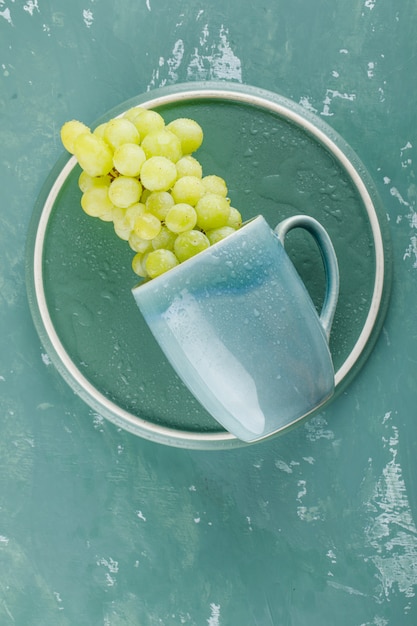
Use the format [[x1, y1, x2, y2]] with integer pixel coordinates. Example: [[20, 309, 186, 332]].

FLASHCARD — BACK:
[[151, 225, 178, 251], [206, 226, 236, 245], [195, 193, 231, 231], [123, 106, 146, 122], [202, 175, 228, 197], [113, 203, 146, 240], [145, 249, 179, 278], [171, 175, 205, 206], [60, 120, 90, 154], [125, 202, 146, 224], [99, 209, 116, 222], [113, 143, 146, 177], [176, 155, 203, 179], [166, 118, 204, 154], [128, 232, 153, 254], [133, 212, 162, 240], [93, 123, 108, 140], [141, 188, 152, 204], [73, 133, 114, 177], [113, 208, 131, 240], [141, 129, 182, 163], [104, 117, 140, 148], [174, 230, 210, 262], [146, 191, 175, 220], [165, 203, 197, 233], [108, 176, 143, 208], [81, 185, 114, 219], [78, 171, 111, 192], [227, 206, 243, 229], [111, 206, 126, 223], [132, 252, 148, 278], [131, 109, 165, 138], [139, 156, 177, 192]]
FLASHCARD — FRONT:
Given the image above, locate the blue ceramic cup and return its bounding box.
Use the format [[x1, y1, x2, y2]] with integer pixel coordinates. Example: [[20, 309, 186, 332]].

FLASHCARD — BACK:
[[132, 215, 339, 443]]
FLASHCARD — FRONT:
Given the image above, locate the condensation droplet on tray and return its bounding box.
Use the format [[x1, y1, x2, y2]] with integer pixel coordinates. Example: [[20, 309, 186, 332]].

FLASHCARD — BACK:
[[72, 303, 94, 327]]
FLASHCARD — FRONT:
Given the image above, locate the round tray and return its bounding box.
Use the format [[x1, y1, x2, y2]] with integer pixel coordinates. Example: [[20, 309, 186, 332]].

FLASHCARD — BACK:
[[26, 82, 391, 449]]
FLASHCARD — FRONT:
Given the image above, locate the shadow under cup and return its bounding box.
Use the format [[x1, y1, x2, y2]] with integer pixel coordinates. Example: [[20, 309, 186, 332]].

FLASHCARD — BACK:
[[132, 215, 339, 443]]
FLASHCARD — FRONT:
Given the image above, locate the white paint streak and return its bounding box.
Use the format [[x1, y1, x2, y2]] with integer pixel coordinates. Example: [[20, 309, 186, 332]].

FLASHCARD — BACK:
[[390, 187, 409, 207], [92, 412, 105, 430], [23, 0, 39, 16], [303, 456, 315, 465], [401, 141, 413, 152], [187, 24, 242, 82], [82, 9, 94, 28], [296, 477, 324, 522], [299, 96, 318, 114], [97, 556, 119, 573], [400, 141, 413, 168], [208, 25, 241, 81], [327, 549, 337, 563], [297, 505, 323, 522], [360, 617, 389, 626], [275, 459, 293, 473], [200, 23, 209, 46], [304, 415, 335, 441], [207, 603, 221, 626], [147, 23, 241, 91], [385, 144, 417, 266], [321, 89, 356, 117], [167, 39, 185, 81], [297, 480, 307, 501], [97, 556, 119, 587], [382, 411, 391, 425], [403, 236, 417, 268], [365, 420, 417, 600], [41, 352, 52, 365], [0, 7, 12, 24], [53, 591, 64, 610]]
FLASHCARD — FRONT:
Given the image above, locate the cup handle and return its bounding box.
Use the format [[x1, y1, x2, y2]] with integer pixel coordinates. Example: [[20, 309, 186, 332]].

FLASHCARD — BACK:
[[274, 215, 340, 341]]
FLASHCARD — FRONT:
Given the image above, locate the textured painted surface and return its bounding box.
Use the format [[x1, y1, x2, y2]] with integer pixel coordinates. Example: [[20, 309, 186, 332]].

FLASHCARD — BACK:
[[0, 1, 416, 624]]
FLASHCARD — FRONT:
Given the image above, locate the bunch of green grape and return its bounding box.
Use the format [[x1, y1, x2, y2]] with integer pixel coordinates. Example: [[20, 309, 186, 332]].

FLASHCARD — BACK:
[[60, 107, 242, 280]]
